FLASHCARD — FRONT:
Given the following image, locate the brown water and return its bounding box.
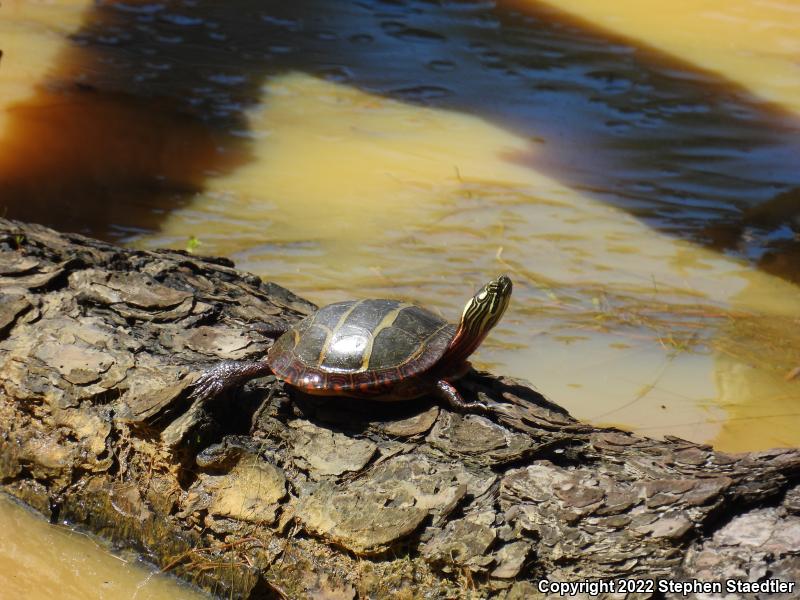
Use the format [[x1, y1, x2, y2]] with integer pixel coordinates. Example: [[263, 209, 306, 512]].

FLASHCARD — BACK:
[[1, 0, 800, 594], [0, 495, 209, 599]]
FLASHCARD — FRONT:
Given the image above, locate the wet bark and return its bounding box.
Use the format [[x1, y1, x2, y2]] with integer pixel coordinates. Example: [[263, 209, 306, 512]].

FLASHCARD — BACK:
[[0, 217, 798, 599]]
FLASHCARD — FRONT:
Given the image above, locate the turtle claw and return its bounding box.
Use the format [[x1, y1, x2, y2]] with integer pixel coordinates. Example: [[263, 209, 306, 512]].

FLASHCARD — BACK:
[[435, 379, 491, 415], [188, 360, 272, 403], [189, 370, 225, 403], [467, 401, 491, 415], [454, 399, 492, 416]]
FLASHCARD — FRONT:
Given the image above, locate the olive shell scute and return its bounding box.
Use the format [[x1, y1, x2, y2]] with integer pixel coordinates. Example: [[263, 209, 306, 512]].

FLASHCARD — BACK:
[[269, 299, 454, 379]]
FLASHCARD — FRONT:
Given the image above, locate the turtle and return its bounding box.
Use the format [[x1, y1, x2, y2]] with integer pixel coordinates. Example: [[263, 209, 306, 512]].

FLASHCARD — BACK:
[[189, 275, 512, 412]]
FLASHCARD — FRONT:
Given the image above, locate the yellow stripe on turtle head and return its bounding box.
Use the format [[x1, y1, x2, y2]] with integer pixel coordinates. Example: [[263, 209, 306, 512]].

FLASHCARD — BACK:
[[460, 274, 512, 339]]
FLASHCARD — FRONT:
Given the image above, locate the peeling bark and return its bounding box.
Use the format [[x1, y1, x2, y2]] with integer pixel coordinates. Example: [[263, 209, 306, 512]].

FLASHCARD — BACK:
[[0, 218, 798, 599]]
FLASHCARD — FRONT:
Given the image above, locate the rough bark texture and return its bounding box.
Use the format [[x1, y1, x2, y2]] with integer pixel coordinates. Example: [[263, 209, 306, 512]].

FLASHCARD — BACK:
[[0, 217, 798, 599]]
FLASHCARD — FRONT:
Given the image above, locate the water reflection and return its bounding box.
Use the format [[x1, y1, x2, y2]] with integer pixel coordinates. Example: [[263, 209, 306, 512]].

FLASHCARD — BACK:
[[0, 90, 249, 234]]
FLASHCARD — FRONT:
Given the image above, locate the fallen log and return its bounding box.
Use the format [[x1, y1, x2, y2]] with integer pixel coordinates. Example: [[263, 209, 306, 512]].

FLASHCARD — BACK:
[[0, 217, 798, 599]]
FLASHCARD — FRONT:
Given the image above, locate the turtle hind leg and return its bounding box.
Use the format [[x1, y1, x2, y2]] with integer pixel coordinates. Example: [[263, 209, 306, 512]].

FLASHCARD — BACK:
[[189, 359, 272, 403], [434, 380, 489, 415]]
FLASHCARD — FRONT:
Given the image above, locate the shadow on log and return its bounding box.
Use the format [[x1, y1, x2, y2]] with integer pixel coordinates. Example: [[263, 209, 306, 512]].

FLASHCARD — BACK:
[[0, 218, 798, 599]]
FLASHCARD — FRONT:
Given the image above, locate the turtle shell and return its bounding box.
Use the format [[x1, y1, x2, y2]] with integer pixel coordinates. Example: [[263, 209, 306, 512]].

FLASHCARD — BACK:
[[267, 299, 456, 397]]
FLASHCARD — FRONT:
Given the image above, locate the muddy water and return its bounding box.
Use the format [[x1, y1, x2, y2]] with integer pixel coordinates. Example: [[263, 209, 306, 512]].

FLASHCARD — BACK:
[[0, 495, 208, 599], [1, 0, 800, 593]]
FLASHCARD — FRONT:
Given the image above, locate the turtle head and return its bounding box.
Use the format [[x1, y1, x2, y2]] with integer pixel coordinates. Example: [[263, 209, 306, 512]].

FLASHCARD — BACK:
[[445, 275, 512, 366], [460, 275, 513, 338]]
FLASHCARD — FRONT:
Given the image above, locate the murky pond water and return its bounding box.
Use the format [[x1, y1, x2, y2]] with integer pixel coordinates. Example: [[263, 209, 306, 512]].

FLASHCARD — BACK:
[[0, 494, 208, 599], [1, 0, 800, 594]]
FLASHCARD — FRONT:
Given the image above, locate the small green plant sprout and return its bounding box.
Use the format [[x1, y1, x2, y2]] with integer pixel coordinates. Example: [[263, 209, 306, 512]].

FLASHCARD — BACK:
[[186, 235, 201, 254]]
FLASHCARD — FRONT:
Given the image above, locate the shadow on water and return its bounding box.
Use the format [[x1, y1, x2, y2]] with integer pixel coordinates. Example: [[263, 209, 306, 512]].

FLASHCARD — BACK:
[[1, 0, 799, 279]]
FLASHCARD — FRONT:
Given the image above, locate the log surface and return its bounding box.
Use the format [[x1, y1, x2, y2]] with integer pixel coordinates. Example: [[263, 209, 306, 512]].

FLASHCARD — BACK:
[[0, 218, 798, 599]]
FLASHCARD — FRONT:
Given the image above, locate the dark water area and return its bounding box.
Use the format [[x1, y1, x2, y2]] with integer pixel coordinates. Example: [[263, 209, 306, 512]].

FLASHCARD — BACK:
[[1, 0, 799, 283]]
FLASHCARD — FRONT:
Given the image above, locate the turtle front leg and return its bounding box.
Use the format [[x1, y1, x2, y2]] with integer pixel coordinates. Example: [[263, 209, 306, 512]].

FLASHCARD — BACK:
[[189, 360, 272, 403], [435, 380, 489, 415]]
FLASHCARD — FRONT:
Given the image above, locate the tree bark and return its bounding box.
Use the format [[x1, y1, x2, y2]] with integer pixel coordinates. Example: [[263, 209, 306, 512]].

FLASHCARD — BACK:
[[0, 217, 798, 599]]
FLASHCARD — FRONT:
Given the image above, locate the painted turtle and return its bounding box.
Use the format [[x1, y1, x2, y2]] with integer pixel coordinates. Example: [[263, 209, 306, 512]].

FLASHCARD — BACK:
[[189, 275, 512, 411]]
